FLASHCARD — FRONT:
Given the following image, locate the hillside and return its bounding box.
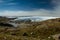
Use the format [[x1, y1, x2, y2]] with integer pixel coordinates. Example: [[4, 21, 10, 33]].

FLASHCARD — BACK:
[[0, 18, 60, 40]]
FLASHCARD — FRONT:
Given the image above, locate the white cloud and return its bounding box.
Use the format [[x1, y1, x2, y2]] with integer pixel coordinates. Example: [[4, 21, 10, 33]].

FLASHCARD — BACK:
[[0, 8, 58, 17], [0, 9, 52, 16], [0, 0, 60, 17]]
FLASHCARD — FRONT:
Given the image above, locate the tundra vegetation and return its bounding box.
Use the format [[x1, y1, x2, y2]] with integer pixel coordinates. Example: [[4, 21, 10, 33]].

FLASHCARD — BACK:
[[0, 17, 60, 40]]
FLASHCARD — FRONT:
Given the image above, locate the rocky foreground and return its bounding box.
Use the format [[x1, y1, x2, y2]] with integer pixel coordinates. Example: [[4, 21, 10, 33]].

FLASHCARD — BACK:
[[0, 18, 60, 40]]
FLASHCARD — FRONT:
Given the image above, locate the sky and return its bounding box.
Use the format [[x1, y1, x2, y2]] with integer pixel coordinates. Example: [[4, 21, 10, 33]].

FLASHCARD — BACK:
[[0, 0, 60, 17]]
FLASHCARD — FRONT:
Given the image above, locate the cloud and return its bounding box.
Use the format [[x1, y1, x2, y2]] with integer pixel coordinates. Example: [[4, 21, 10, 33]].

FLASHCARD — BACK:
[[52, 0, 60, 17], [6, 0, 14, 2], [0, 0, 16, 5], [0, 0, 11, 3], [0, 0, 60, 17], [6, 3, 17, 5], [0, 0, 4, 3], [0, 9, 52, 16], [0, 8, 58, 17]]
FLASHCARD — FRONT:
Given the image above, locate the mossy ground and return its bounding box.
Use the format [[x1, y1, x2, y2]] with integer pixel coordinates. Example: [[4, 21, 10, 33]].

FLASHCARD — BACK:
[[0, 18, 60, 40]]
